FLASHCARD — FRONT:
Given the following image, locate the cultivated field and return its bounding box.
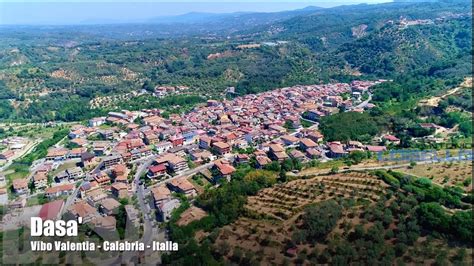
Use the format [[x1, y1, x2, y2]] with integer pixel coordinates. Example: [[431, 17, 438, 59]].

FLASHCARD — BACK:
[[213, 172, 389, 264], [398, 161, 472, 193], [212, 171, 472, 265]]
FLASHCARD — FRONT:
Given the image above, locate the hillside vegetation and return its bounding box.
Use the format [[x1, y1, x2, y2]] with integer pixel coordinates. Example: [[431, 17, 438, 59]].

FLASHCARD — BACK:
[[0, 0, 471, 122]]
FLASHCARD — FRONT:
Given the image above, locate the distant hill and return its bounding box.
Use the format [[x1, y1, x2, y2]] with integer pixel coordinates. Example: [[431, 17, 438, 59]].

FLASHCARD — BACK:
[[146, 6, 324, 33], [0, 0, 471, 122], [148, 12, 254, 24]]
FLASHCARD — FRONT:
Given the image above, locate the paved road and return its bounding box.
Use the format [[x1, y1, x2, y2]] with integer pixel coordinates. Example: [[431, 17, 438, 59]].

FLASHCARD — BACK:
[[152, 160, 216, 188], [104, 159, 158, 265], [351, 92, 372, 110], [60, 184, 81, 216]]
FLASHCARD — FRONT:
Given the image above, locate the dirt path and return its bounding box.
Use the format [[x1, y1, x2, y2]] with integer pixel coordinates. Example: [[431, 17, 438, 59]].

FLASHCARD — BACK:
[[418, 77, 472, 107]]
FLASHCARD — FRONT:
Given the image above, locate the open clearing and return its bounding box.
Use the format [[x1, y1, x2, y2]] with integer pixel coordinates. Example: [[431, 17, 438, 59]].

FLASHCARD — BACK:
[[418, 77, 472, 107]]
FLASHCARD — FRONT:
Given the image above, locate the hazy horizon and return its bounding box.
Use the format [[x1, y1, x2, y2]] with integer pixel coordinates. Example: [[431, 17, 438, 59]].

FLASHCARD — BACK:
[[0, 1, 393, 25]]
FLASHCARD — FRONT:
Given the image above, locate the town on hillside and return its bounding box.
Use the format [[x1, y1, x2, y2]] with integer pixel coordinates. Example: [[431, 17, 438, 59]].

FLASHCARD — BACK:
[[1, 80, 386, 229]]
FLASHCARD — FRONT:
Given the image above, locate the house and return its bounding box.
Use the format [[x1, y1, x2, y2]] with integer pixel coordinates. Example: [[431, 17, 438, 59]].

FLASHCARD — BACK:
[[307, 131, 324, 143], [68, 201, 99, 223], [170, 135, 184, 147], [235, 154, 250, 164], [97, 129, 114, 140], [155, 141, 173, 154], [54, 171, 69, 183], [85, 188, 108, 205], [111, 183, 128, 199], [68, 148, 85, 159], [144, 132, 159, 145], [347, 141, 364, 149], [280, 135, 299, 146], [168, 146, 187, 157], [299, 138, 318, 151], [198, 136, 212, 150], [39, 200, 64, 221], [268, 124, 287, 134], [81, 152, 95, 168], [304, 109, 325, 121], [93, 172, 111, 186], [212, 141, 231, 155], [158, 199, 181, 222], [79, 181, 99, 198], [112, 164, 127, 179], [190, 150, 215, 164], [12, 179, 29, 195], [102, 154, 122, 169], [168, 178, 197, 197], [45, 184, 75, 199], [33, 172, 48, 189], [306, 148, 321, 159], [99, 198, 121, 215], [151, 185, 172, 207], [268, 144, 289, 162], [130, 147, 153, 160], [0, 150, 15, 161], [256, 156, 272, 169], [125, 205, 140, 227], [213, 160, 236, 182], [66, 167, 84, 180], [183, 131, 198, 145], [93, 141, 110, 156], [143, 115, 163, 126], [91, 216, 116, 232], [89, 117, 106, 127], [71, 138, 88, 147], [383, 135, 400, 144], [289, 150, 307, 161], [147, 164, 167, 179], [327, 142, 347, 158], [155, 154, 189, 174], [46, 148, 68, 161]]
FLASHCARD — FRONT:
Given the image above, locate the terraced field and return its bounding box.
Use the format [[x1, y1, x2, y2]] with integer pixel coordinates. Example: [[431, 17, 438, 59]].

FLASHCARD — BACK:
[[213, 171, 472, 265], [214, 172, 391, 264], [245, 172, 388, 221]]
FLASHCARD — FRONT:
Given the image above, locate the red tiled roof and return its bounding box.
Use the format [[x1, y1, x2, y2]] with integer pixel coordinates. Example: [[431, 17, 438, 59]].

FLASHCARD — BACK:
[[45, 184, 75, 194], [149, 164, 167, 173], [39, 200, 64, 220]]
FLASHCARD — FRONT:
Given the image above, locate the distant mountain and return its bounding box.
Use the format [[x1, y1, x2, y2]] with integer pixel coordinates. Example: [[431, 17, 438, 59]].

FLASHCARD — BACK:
[[148, 11, 254, 24], [147, 6, 324, 28]]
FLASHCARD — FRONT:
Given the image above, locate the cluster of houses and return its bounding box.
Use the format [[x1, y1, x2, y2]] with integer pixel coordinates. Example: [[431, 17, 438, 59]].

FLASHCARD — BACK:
[[14, 81, 383, 197], [153, 85, 189, 98], [59, 162, 140, 234], [5, 80, 396, 229], [150, 177, 198, 222], [0, 137, 29, 161]]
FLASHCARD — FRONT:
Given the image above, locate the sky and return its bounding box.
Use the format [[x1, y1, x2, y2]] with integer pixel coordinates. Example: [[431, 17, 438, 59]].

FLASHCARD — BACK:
[[0, 0, 393, 25]]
